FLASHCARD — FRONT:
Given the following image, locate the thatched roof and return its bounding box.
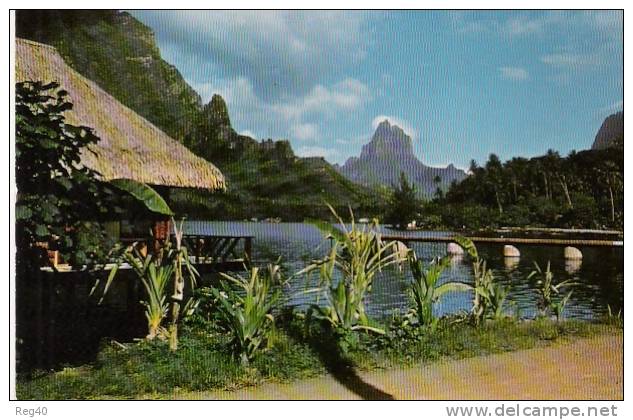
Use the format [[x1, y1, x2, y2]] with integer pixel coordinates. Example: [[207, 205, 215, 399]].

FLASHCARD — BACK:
[[15, 38, 225, 191]]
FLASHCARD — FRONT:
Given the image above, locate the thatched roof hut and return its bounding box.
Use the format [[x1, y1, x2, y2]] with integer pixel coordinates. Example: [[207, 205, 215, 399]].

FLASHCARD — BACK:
[[15, 38, 225, 191]]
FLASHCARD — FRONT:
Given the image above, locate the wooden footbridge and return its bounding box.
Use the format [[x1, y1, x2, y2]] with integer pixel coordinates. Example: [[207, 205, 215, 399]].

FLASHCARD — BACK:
[[381, 234, 623, 248]]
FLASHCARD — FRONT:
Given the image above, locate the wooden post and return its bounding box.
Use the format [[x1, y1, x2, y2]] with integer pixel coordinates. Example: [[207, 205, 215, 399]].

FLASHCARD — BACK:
[[244, 237, 252, 264], [43, 276, 54, 368]]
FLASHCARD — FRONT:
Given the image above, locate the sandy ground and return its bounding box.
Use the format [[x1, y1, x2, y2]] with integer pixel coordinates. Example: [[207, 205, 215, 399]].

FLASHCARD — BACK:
[[172, 335, 623, 400]]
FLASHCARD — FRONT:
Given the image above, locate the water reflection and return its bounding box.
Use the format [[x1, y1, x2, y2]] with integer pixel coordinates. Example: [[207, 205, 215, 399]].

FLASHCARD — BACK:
[[184, 221, 623, 321], [565, 259, 582, 275], [504, 256, 520, 271], [448, 254, 464, 266]]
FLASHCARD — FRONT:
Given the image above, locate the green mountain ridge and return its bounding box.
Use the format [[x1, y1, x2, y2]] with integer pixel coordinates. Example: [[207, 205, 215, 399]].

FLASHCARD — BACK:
[[16, 10, 381, 221]]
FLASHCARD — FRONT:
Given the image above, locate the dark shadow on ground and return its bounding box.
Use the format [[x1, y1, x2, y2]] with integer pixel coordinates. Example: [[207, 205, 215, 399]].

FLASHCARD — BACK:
[[281, 312, 395, 400]]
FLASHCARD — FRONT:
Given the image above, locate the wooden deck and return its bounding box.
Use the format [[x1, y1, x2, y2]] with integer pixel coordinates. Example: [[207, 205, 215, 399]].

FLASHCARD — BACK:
[[41, 234, 254, 273], [182, 234, 253, 271]]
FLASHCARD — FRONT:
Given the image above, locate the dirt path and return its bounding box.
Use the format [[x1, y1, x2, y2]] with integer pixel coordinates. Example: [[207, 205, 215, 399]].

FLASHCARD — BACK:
[[176, 335, 623, 400]]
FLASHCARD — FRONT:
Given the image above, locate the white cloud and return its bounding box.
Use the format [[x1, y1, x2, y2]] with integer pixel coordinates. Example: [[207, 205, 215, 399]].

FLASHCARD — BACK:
[[452, 11, 558, 37], [498, 66, 529, 81], [131, 11, 376, 152], [540, 52, 600, 67], [290, 123, 318, 141], [450, 11, 496, 34], [193, 76, 370, 143], [274, 78, 371, 120], [371, 115, 418, 139], [453, 10, 622, 40], [132, 10, 372, 100], [581, 10, 623, 39], [501, 12, 564, 36]]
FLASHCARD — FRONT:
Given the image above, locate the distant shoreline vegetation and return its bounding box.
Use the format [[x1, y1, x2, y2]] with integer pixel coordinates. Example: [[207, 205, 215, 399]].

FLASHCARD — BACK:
[[419, 146, 623, 232]]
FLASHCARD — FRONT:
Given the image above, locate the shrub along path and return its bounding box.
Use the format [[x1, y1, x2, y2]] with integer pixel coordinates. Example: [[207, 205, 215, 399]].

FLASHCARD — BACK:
[[177, 335, 622, 400]]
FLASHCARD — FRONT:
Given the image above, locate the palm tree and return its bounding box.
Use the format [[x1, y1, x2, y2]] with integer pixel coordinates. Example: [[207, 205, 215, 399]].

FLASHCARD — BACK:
[[386, 172, 419, 230], [485, 154, 505, 214]]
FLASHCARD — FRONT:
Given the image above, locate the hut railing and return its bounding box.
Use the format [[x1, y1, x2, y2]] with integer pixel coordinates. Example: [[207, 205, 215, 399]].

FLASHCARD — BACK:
[[180, 235, 253, 264], [120, 234, 253, 263], [41, 234, 254, 272]]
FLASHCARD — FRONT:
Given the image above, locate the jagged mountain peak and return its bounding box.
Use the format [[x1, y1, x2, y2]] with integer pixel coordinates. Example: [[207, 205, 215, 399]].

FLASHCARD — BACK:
[[362, 120, 414, 160], [202, 94, 231, 128], [338, 120, 466, 196], [373, 120, 410, 142]]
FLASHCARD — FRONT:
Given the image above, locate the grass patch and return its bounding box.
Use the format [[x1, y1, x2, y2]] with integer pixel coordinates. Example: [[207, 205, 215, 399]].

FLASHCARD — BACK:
[[16, 317, 621, 400]]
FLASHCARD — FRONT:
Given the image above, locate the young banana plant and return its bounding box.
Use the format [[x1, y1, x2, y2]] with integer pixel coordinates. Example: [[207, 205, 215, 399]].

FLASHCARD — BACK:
[[91, 218, 199, 349], [209, 264, 284, 365], [529, 261, 575, 321], [301, 204, 401, 336], [453, 236, 512, 324], [408, 254, 472, 331], [454, 236, 487, 325]]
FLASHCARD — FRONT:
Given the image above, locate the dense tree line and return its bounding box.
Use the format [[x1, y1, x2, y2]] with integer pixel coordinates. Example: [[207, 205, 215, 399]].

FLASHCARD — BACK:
[[388, 145, 623, 230]]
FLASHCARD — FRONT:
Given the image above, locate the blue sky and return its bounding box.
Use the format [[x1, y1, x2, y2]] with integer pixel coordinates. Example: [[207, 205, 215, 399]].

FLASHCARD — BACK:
[[130, 10, 623, 168]]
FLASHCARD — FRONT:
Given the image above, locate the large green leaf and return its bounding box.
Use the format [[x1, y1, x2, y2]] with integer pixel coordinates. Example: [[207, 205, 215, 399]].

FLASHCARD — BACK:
[[453, 236, 479, 259], [110, 179, 174, 216]]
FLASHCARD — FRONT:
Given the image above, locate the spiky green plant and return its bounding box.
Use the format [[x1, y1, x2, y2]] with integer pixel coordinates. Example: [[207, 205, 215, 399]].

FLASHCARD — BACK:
[[483, 280, 511, 321], [301, 205, 402, 336], [603, 304, 623, 327], [123, 250, 172, 339], [208, 264, 284, 365], [408, 254, 471, 331], [529, 261, 574, 321], [473, 260, 511, 321], [98, 244, 173, 340], [453, 236, 512, 324], [94, 218, 198, 348]]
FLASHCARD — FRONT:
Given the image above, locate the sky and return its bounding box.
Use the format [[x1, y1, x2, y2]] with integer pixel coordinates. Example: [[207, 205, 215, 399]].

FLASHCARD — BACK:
[[130, 10, 623, 168]]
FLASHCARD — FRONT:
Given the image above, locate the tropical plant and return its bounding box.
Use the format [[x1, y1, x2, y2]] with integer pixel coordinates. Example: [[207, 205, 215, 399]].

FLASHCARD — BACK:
[[97, 218, 199, 349], [301, 205, 402, 338], [121, 248, 172, 340], [15, 81, 120, 269], [528, 261, 574, 321], [207, 264, 284, 365], [454, 236, 512, 324], [439, 146, 623, 229], [483, 279, 511, 321], [407, 254, 471, 331], [602, 304, 623, 327], [385, 172, 420, 230], [109, 179, 174, 216], [454, 236, 485, 324]]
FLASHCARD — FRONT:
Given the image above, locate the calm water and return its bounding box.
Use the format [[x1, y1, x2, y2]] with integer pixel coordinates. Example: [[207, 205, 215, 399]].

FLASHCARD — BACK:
[[184, 221, 623, 321]]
